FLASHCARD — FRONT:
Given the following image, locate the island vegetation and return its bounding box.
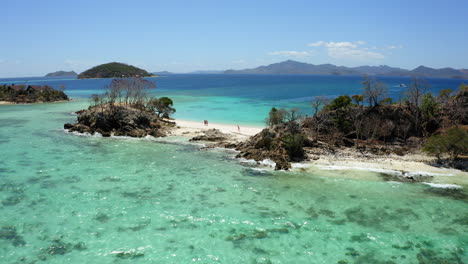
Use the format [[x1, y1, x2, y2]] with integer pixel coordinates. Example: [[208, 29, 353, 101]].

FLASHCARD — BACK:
[[0, 84, 69, 103], [77, 62, 153, 79], [64, 78, 176, 137], [235, 77, 468, 170], [45, 71, 78, 77]]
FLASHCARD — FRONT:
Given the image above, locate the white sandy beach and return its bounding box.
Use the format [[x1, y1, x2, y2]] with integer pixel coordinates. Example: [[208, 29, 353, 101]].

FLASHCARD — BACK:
[[170, 119, 468, 186], [171, 119, 264, 142], [310, 155, 468, 185]]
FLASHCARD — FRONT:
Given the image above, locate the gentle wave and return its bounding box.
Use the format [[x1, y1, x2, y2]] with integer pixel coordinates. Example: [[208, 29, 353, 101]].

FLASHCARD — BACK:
[[291, 163, 310, 169], [422, 182, 462, 189], [315, 165, 454, 177]]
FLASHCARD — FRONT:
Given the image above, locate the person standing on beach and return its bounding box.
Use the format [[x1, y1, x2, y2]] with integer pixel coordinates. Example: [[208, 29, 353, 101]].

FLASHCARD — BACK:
[[237, 125, 240, 132], [204, 120, 208, 126]]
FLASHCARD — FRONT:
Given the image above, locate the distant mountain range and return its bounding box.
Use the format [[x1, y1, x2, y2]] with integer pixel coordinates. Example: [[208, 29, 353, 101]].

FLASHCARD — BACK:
[[45, 71, 77, 77], [224, 60, 468, 79], [152, 70, 223, 75]]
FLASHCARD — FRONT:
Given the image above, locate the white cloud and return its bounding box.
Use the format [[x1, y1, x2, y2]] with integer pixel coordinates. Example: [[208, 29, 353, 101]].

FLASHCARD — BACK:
[[308, 41, 385, 60], [326, 42, 357, 49], [308, 41, 326, 47], [387, 45, 403, 49], [268, 50, 312, 58], [308, 41, 357, 48], [328, 48, 384, 60]]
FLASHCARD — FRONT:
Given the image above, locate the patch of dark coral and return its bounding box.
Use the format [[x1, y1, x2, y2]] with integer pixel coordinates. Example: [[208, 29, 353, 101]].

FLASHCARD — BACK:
[[0, 226, 26, 247]]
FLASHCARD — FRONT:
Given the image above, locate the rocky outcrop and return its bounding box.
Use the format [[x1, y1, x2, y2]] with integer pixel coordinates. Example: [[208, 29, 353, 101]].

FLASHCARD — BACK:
[[0, 84, 69, 104], [64, 105, 174, 137], [235, 122, 311, 170], [379, 171, 434, 183], [189, 129, 229, 142]]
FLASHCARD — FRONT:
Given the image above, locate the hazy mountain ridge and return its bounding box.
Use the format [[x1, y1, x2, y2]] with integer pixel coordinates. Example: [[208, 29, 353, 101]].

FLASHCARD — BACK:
[[224, 60, 468, 79]]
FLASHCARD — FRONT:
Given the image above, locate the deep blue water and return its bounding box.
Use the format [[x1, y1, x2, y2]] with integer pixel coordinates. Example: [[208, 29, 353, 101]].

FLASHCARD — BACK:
[[1, 74, 465, 126], [1, 74, 465, 99]]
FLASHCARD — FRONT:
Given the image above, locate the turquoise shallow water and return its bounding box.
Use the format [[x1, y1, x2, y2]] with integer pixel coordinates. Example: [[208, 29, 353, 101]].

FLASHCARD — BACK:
[[2, 74, 466, 126], [0, 76, 467, 263]]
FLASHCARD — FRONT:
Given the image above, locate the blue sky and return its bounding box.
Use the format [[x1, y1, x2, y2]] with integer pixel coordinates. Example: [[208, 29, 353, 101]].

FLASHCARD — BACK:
[[1, 0, 467, 77]]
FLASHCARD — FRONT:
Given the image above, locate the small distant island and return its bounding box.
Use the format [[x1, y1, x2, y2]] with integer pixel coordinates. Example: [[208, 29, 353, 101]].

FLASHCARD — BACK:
[[78, 62, 154, 79], [45, 71, 78, 77], [0, 84, 69, 104]]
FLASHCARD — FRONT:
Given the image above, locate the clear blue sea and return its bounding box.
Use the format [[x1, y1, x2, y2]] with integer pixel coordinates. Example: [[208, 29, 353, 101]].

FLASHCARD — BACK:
[[2, 74, 465, 126], [0, 75, 467, 263]]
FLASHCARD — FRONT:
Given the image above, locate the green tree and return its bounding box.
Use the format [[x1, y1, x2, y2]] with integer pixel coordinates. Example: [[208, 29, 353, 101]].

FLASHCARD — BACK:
[[266, 107, 287, 126], [379, 97, 393, 105], [460, 83, 468, 92], [351, 94, 364, 106], [281, 133, 306, 160], [327, 95, 352, 110], [148, 97, 176, 118], [423, 127, 468, 162], [327, 95, 353, 133], [420, 93, 438, 120], [437, 88, 452, 104]]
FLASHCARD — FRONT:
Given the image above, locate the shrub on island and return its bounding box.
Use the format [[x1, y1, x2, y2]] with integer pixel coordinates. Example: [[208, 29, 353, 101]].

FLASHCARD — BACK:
[[235, 78, 468, 170], [64, 78, 175, 137], [423, 126, 468, 162], [77, 62, 153, 79], [0, 84, 69, 103], [236, 108, 310, 170]]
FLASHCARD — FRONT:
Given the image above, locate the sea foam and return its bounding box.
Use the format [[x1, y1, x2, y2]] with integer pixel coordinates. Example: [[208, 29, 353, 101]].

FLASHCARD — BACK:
[[422, 182, 462, 189]]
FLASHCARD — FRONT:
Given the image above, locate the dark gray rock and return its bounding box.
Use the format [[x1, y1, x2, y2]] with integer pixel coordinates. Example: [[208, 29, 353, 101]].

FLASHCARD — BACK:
[[65, 105, 174, 138]]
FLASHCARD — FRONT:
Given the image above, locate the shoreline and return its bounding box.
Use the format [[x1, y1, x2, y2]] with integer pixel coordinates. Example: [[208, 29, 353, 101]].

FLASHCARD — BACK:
[[308, 153, 467, 186], [170, 119, 264, 142], [168, 119, 468, 187], [0, 99, 71, 105]]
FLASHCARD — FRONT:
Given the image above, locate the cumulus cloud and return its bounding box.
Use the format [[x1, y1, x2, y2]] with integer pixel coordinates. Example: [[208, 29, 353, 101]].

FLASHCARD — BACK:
[[268, 50, 312, 58], [307, 41, 385, 60], [329, 48, 384, 60], [387, 45, 403, 49], [308, 41, 326, 47], [326, 42, 357, 49]]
